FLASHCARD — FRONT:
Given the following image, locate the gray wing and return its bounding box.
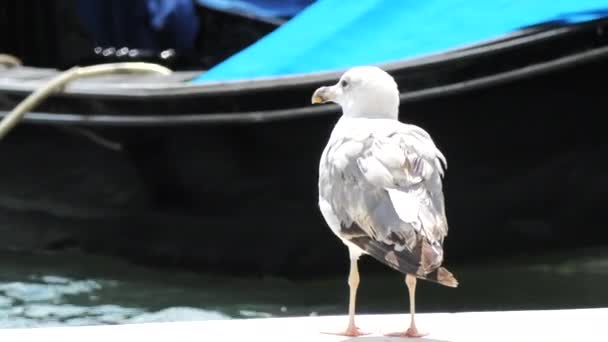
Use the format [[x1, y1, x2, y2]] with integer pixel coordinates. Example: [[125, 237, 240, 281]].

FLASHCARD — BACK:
[[322, 123, 452, 282]]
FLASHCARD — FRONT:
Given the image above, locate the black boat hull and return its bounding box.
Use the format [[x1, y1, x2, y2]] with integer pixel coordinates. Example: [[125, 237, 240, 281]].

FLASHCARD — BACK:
[[1, 53, 607, 276]]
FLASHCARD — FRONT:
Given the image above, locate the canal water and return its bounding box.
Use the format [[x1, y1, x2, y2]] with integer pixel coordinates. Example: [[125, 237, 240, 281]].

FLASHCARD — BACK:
[[1, 246, 607, 328]]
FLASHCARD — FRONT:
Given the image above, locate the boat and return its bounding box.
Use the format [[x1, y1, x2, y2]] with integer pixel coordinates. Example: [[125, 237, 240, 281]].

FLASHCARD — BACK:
[[1, 0, 608, 276]]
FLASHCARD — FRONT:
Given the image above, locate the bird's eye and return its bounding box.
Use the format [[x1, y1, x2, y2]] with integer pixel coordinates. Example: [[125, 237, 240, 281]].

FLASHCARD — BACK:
[[340, 79, 349, 88]]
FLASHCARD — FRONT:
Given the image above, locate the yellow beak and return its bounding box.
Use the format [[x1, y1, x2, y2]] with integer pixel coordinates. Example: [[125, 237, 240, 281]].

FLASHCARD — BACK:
[[311, 86, 332, 104]]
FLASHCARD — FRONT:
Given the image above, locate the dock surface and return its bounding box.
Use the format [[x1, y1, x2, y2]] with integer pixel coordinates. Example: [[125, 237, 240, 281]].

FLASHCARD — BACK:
[[0, 307, 605, 342]]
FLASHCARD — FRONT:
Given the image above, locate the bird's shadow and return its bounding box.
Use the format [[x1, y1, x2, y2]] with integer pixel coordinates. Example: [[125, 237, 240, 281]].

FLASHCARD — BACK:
[[339, 336, 450, 342]]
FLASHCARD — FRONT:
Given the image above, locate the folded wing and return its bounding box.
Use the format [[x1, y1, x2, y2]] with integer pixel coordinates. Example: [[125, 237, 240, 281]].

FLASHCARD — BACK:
[[324, 121, 456, 286]]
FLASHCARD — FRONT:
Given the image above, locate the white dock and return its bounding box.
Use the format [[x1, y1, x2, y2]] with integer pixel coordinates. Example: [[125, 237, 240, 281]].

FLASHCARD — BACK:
[[0, 308, 605, 342]]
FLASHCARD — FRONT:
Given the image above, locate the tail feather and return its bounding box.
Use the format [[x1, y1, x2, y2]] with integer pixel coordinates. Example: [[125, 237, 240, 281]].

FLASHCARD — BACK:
[[423, 266, 458, 288], [348, 235, 458, 288]]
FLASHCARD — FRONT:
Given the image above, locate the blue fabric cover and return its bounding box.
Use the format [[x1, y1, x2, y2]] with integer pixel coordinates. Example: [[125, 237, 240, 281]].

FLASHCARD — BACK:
[[192, 0, 608, 82]]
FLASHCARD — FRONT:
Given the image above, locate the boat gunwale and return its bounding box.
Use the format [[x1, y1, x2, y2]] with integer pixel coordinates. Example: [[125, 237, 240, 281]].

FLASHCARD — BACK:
[[2, 41, 608, 127]]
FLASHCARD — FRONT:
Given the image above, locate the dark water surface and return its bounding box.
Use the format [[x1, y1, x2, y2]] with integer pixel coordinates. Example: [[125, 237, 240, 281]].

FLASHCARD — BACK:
[[1, 246, 608, 328]]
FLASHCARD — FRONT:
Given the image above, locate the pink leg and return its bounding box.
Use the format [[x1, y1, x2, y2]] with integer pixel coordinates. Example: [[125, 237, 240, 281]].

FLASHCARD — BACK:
[[322, 256, 369, 337], [386, 274, 427, 338]]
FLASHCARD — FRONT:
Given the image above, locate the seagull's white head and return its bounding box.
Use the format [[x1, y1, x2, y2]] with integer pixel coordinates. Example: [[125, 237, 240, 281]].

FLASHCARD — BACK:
[[311, 66, 399, 120]]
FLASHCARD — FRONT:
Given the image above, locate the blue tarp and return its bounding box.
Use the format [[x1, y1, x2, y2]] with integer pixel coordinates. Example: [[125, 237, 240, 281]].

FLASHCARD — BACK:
[[192, 0, 608, 83]]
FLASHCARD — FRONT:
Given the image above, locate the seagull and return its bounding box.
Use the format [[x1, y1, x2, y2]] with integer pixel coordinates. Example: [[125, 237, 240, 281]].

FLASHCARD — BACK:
[[312, 66, 458, 337]]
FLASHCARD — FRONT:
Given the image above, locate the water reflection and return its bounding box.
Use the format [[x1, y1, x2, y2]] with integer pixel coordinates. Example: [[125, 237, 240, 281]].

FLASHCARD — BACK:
[[0, 273, 229, 328], [1, 246, 607, 328]]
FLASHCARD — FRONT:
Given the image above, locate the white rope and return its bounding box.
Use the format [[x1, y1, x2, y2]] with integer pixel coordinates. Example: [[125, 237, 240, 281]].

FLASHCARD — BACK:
[[0, 54, 21, 67], [0, 62, 172, 140]]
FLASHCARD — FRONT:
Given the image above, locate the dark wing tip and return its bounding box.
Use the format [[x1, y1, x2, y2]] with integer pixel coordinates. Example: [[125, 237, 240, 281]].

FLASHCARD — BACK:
[[348, 237, 421, 275], [426, 266, 458, 288]]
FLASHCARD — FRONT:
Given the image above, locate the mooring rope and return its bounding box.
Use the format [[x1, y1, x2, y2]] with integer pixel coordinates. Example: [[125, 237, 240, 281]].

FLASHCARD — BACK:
[[0, 54, 22, 67], [0, 62, 172, 140]]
